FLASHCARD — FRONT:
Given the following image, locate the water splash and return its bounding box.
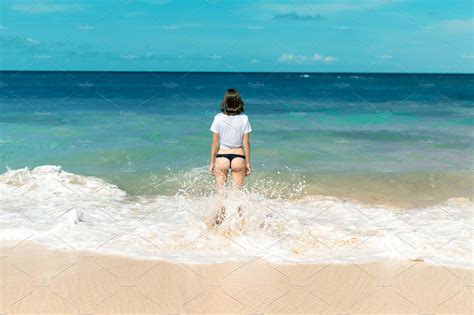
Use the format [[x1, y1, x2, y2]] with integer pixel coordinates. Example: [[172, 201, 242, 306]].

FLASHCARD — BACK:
[[0, 165, 472, 268]]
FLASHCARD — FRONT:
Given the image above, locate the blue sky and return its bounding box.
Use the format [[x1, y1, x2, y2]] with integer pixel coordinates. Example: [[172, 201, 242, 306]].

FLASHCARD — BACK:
[[0, 0, 473, 72]]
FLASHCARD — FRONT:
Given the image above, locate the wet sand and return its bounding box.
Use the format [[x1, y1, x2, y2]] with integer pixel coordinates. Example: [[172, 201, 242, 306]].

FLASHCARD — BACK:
[[1, 243, 472, 314]]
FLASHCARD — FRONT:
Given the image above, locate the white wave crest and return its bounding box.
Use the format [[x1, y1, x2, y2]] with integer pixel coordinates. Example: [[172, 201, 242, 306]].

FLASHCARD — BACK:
[[1, 165, 472, 268]]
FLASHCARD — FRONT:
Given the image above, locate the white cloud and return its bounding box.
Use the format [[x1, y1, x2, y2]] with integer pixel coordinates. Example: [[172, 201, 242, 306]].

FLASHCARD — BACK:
[[439, 18, 474, 33], [274, 12, 327, 21], [312, 53, 323, 61], [259, 1, 386, 17], [323, 56, 337, 63], [10, 0, 170, 16], [278, 52, 337, 64], [26, 37, 40, 45], [10, 3, 84, 14], [278, 53, 309, 63]]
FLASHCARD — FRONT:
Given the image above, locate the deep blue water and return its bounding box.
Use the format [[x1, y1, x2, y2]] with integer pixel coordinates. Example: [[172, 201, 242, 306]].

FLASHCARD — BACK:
[[0, 71, 473, 196]]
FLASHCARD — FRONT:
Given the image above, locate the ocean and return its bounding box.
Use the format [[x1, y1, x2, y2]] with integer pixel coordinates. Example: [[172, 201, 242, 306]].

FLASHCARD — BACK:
[[0, 71, 473, 267]]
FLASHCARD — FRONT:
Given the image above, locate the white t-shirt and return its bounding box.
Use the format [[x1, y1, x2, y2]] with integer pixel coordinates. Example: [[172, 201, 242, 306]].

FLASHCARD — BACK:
[[210, 113, 252, 149]]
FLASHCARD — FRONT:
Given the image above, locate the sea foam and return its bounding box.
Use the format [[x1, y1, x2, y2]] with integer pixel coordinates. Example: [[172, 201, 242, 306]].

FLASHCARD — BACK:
[[1, 165, 472, 268]]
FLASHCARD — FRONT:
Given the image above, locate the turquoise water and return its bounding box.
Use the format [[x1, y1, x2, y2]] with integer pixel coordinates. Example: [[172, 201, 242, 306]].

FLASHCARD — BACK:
[[1, 72, 473, 266], [1, 71, 473, 203]]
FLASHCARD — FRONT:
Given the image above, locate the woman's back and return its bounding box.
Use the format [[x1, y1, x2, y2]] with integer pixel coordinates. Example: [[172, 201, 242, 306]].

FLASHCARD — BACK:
[[210, 112, 252, 149]]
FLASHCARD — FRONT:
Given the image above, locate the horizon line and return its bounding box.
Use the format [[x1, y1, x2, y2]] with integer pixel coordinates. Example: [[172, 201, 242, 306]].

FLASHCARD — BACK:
[[0, 70, 473, 75]]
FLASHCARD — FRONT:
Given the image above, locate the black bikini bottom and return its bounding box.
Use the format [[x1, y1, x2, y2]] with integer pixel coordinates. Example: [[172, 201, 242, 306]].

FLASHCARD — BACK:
[[216, 154, 245, 167]]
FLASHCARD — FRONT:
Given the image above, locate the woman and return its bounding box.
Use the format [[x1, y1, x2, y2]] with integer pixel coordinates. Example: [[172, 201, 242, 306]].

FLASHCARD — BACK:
[[209, 88, 252, 225]]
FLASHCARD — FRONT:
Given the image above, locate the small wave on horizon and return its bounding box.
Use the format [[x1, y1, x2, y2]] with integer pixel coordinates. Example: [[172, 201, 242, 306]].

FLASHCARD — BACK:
[[0, 165, 472, 268]]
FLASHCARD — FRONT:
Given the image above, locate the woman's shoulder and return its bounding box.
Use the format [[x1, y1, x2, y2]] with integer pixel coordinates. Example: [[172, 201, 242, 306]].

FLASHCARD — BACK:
[[240, 113, 250, 122]]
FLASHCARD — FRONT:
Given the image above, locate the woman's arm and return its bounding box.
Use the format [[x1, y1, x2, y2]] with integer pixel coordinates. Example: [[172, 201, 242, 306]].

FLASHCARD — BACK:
[[209, 132, 219, 175], [243, 133, 251, 176]]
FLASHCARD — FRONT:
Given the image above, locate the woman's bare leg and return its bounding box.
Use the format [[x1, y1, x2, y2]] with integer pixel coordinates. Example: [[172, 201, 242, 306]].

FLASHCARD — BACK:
[[215, 157, 230, 196], [230, 157, 246, 217], [231, 157, 246, 190], [214, 157, 230, 225]]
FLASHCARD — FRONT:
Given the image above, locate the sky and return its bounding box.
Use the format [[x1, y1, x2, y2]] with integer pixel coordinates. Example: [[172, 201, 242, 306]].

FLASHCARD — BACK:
[[0, 0, 473, 73]]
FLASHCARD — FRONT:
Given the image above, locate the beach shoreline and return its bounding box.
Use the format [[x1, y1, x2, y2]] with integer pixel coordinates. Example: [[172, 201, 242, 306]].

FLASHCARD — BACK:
[[1, 165, 473, 269], [1, 243, 472, 314]]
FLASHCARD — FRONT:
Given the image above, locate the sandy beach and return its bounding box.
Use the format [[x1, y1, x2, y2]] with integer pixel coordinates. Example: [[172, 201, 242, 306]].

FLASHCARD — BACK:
[[1, 242, 472, 314]]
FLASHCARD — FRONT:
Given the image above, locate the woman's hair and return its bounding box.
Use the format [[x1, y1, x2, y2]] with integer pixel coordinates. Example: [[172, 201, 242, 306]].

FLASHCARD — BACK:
[[221, 88, 244, 115]]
